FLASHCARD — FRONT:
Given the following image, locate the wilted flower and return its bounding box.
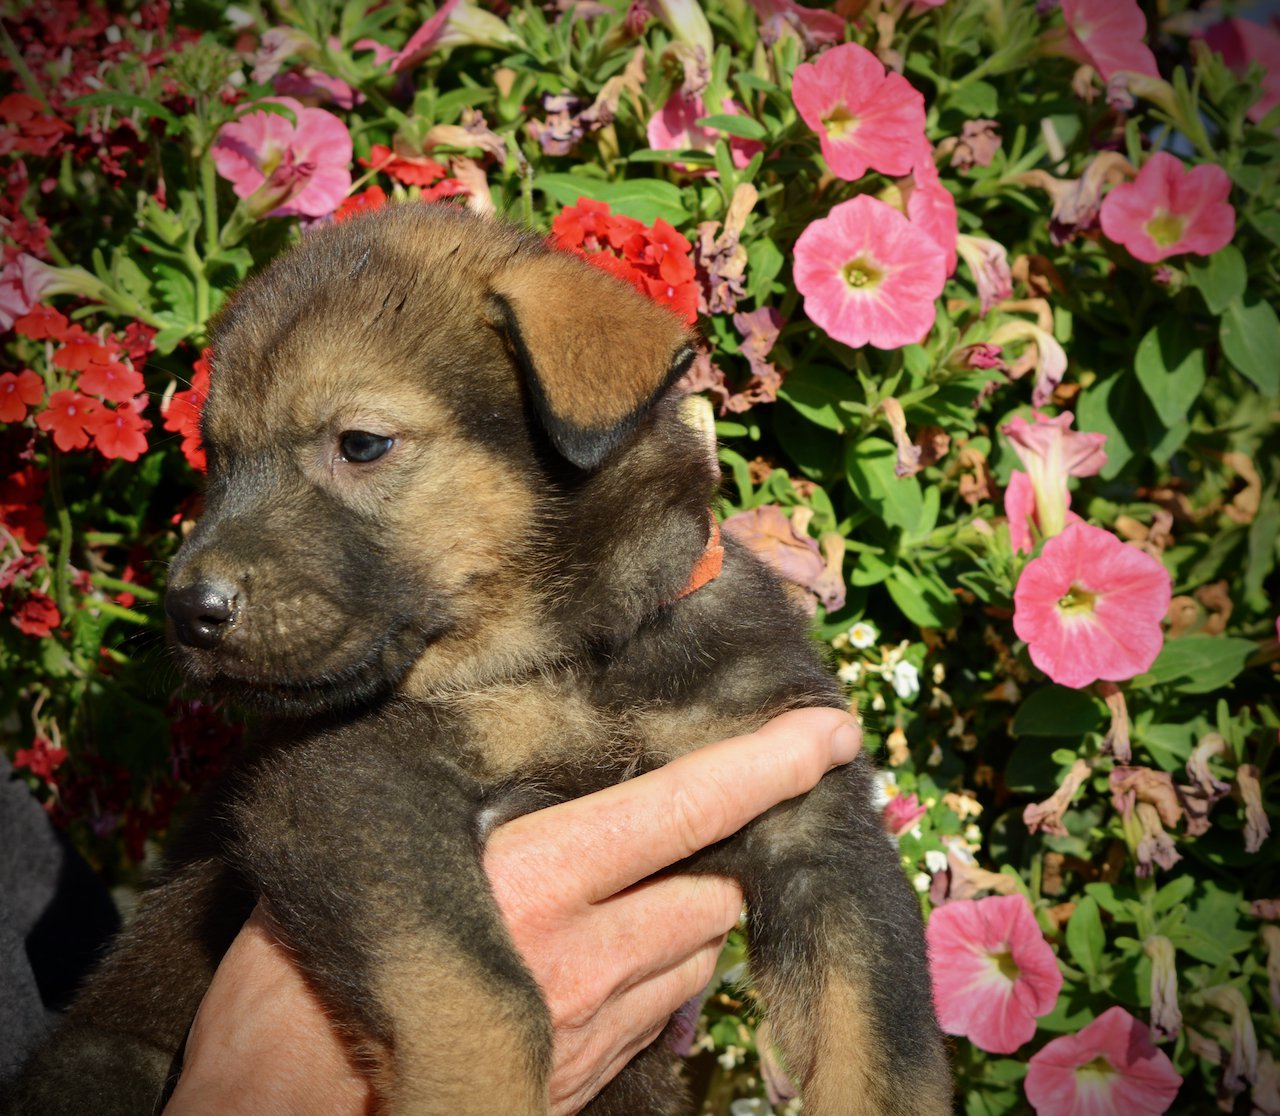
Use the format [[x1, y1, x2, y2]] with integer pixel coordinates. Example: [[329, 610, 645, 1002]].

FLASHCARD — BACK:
[[1099, 152, 1235, 264], [1203, 985, 1259, 1102], [1145, 935, 1182, 1042], [1237, 764, 1271, 855], [937, 119, 1001, 171], [791, 42, 926, 180], [211, 97, 352, 218], [881, 398, 922, 478], [988, 317, 1068, 407], [794, 195, 947, 350], [750, 0, 845, 49], [956, 234, 1013, 316], [1013, 523, 1172, 689], [1025, 1006, 1182, 1116], [1023, 758, 1092, 837], [721, 504, 845, 611], [1098, 682, 1132, 764], [1018, 152, 1134, 245], [926, 894, 1063, 1054], [1001, 410, 1107, 540]]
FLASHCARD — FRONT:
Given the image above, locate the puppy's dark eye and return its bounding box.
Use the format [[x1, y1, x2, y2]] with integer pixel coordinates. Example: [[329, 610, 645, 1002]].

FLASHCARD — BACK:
[[339, 431, 394, 463]]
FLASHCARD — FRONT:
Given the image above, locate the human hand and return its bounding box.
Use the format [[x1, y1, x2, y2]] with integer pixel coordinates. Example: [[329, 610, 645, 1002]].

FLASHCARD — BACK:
[[163, 707, 861, 1115]]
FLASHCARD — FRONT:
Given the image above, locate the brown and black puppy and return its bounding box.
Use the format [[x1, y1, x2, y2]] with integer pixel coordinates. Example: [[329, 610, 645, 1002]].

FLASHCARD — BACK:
[[6, 204, 949, 1115]]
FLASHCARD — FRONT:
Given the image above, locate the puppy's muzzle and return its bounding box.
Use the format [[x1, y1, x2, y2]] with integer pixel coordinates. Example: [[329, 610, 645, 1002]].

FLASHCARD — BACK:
[[166, 580, 240, 650]]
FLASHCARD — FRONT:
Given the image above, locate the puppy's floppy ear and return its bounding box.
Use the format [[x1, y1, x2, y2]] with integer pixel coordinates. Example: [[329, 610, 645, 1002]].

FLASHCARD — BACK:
[[488, 248, 696, 471]]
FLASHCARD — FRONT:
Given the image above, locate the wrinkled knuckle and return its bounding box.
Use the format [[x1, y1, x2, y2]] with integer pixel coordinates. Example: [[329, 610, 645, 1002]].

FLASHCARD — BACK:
[[668, 777, 732, 857]]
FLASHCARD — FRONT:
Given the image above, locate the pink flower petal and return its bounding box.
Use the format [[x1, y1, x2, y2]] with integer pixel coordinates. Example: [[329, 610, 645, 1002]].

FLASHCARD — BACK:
[[794, 195, 946, 350], [792, 42, 926, 180]]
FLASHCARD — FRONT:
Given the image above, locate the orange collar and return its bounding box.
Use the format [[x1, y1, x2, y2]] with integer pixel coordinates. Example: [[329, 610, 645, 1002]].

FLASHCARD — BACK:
[[669, 513, 724, 602]]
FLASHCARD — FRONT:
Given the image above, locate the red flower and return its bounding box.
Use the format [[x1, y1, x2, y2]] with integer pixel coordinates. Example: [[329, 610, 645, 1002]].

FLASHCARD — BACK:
[[89, 402, 150, 462], [76, 357, 145, 403], [361, 144, 451, 187], [0, 93, 71, 158], [0, 369, 43, 422], [11, 590, 61, 637], [34, 389, 100, 451], [162, 348, 211, 472], [551, 200, 699, 325], [334, 185, 388, 223], [13, 735, 68, 780], [13, 303, 71, 341], [52, 331, 114, 373], [0, 466, 47, 551]]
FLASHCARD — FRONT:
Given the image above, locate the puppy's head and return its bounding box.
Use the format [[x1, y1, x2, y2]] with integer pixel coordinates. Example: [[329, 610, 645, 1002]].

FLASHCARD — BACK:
[[165, 204, 707, 715]]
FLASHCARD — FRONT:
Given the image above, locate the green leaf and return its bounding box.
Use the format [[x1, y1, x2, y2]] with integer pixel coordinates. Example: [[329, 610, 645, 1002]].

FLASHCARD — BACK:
[[1065, 895, 1105, 977], [68, 91, 179, 130], [777, 365, 853, 432], [845, 437, 925, 533], [533, 174, 689, 226], [1133, 318, 1206, 428], [1151, 874, 1195, 914], [1012, 685, 1107, 737], [1147, 636, 1255, 693], [745, 237, 784, 302], [1221, 296, 1280, 394], [152, 262, 197, 325], [772, 402, 842, 481], [949, 80, 998, 118], [1185, 245, 1246, 314], [1076, 373, 1134, 480], [694, 113, 768, 141], [884, 566, 960, 629]]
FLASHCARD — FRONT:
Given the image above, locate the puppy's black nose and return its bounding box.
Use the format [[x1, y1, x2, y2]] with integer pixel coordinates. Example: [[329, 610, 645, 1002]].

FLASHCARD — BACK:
[[166, 581, 238, 649]]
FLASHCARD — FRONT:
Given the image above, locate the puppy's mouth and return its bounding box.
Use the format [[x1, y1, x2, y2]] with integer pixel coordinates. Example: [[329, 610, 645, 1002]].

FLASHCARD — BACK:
[[175, 618, 446, 716]]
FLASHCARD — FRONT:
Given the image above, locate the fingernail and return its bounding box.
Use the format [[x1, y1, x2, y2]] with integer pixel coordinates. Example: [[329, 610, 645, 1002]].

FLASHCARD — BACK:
[[831, 719, 862, 764]]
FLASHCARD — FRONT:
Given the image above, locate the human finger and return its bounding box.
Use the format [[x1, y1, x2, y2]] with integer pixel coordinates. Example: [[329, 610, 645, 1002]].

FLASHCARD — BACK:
[[487, 707, 861, 905]]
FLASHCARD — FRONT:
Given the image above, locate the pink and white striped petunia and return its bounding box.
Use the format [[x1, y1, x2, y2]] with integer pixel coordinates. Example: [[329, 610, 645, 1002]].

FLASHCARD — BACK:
[[793, 195, 947, 350], [1025, 1005, 1182, 1115], [1013, 522, 1172, 689], [1099, 152, 1235, 264], [791, 42, 926, 180], [926, 894, 1063, 1054]]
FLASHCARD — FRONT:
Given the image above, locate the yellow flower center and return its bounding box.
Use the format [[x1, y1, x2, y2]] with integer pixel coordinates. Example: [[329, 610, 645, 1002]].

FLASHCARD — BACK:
[[823, 104, 859, 139], [1076, 1055, 1117, 1085], [842, 256, 883, 290], [1057, 583, 1097, 616], [991, 948, 1021, 982], [1145, 209, 1186, 248]]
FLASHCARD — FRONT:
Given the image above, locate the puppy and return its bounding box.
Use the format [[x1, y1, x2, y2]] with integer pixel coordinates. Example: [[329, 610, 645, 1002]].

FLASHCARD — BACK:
[[6, 204, 948, 1115]]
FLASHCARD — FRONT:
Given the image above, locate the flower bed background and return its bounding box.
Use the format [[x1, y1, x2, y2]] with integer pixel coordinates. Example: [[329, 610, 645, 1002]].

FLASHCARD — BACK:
[[1, 0, 1277, 1112]]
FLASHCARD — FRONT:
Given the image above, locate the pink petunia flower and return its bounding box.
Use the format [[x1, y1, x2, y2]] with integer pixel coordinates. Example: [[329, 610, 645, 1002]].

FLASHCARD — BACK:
[[905, 151, 958, 274], [884, 791, 928, 837], [721, 504, 845, 612], [956, 234, 1012, 315], [1002, 410, 1106, 540], [211, 97, 352, 219], [1099, 152, 1235, 264], [1202, 18, 1280, 124], [927, 894, 1063, 1054], [646, 89, 763, 174], [0, 253, 56, 332], [1013, 522, 1172, 689], [1025, 1005, 1182, 1115], [792, 42, 926, 180], [794, 194, 947, 350], [1059, 0, 1160, 81], [392, 0, 519, 72]]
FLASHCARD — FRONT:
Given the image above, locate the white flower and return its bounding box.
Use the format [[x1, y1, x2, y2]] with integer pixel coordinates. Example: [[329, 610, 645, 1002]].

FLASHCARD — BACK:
[[718, 1044, 744, 1070], [871, 770, 897, 809], [892, 660, 921, 700], [870, 692, 886, 713], [924, 849, 949, 875], [912, 871, 932, 892], [932, 661, 946, 684], [965, 824, 982, 844], [848, 620, 878, 649], [837, 660, 862, 685]]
